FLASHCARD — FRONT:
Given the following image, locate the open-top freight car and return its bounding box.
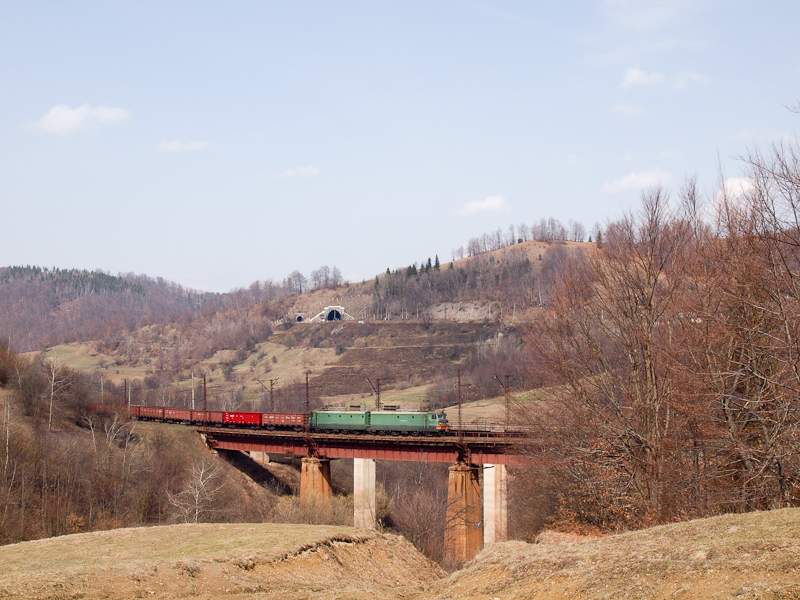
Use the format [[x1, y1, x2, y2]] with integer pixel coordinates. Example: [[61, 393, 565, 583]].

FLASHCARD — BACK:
[[130, 406, 307, 430], [132, 406, 225, 425]]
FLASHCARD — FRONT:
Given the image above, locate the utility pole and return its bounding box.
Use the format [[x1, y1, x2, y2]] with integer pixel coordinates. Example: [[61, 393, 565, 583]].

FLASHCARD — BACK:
[[269, 378, 276, 411], [304, 371, 311, 432], [494, 374, 512, 432], [305, 371, 310, 414], [256, 378, 279, 411], [456, 369, 467, 440], [366, 377, 381, 410]]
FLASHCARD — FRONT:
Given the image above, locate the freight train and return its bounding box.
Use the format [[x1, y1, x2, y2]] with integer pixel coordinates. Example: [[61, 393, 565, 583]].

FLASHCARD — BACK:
[[130, 405, 451, 434]]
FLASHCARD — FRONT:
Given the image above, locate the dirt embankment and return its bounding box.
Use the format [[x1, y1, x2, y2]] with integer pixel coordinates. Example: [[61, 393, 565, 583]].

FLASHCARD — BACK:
[[427, 508, 800, 600], [2, 508, 800, 599], [0, 523, 443, 600]]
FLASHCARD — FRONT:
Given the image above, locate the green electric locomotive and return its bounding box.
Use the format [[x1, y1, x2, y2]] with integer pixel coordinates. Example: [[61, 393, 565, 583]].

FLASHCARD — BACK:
[[310, 407, 450, 433]]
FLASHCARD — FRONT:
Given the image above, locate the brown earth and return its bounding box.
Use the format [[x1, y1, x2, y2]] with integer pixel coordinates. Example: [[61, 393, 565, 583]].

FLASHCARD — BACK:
[[0, 523, 444, 600], [427, 508, 800, 600], [2, 509, 799, 599]]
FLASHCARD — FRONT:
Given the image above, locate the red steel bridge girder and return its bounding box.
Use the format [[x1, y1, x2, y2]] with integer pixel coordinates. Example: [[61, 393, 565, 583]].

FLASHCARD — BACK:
[[201, 428, 527, 465]]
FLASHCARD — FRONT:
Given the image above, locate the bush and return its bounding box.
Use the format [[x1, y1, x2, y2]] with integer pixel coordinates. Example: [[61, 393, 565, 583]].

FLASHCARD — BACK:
[[269, 494, 354, 526]]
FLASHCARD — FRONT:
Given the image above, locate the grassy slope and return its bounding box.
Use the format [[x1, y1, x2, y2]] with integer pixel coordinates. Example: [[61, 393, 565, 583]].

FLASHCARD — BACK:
[[36, 322, 509, 411], [29, 240, 573, 406], [2, 507, 799, 599], [428, 508, 800, 600], [0, 523, 368, 575], [0, 524, 444, 600]]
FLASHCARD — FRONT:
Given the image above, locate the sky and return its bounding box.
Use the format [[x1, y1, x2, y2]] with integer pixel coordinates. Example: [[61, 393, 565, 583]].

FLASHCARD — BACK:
[[1, 1, 799, 293]]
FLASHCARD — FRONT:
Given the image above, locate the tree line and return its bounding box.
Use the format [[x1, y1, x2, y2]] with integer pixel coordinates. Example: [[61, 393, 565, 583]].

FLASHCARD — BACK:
[[452, 217, 590, 261], [370, 242, 569, 321], [0, 344, 275, 543], [522, 139, 800, 531]]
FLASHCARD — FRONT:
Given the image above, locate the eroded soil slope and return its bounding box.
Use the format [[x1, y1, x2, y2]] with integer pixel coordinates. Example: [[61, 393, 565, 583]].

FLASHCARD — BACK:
[[0, 523, 444, 600], [3, 509, 800, 600], [427, 508, 800, 600]]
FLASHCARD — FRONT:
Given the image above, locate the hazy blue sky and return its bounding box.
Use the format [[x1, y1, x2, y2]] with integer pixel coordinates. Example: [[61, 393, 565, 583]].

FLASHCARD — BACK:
[[2, 1, 798, 292]]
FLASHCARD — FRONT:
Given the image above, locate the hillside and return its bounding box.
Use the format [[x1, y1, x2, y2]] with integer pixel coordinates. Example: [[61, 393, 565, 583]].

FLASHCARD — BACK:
[[2, 509, 799, 599], [0, 266, 215, 352], [0, 523, 444, 600], [36, 319, 524, 414], [428, 508, 800, 599], [3, 238, 577, 419], [0, 238, 576, 354]]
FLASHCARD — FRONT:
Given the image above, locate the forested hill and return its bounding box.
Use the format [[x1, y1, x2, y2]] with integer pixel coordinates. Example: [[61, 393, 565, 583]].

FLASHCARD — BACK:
[[0, 266, 148, 296], [0, 236, 574, 356], [0, 266, 216, 351]]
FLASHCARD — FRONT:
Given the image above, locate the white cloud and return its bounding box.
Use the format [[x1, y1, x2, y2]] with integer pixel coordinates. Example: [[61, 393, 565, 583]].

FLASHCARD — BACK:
[[719, 177, 754, 201], [31, 104, 132, 135], [611, 102, 649, 118], [621, 67, 665, 88], [674, 72, 710, 89], [156, 139, 212, 152], [708, 177, 755, 222], [284, 166, 320, 178], [601, 169, 673, 194], [456, 195, 509, 216]]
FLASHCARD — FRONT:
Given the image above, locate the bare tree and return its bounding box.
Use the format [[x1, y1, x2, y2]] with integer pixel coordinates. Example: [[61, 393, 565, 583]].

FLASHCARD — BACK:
[[528, 186, 693, 523], [42, 353, 70, 432], [677, 140, 800, 509], [331, 265, 343, 288], [168, 459, 224, 523], [569, 219, 587, 242], [507, 224, 516, 246], [284, 270, 307, 294]]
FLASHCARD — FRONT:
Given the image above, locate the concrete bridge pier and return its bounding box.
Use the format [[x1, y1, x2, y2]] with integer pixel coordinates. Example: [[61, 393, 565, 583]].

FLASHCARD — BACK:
[[444, 463, 483, 564], [353, 457, 377, 529], [300, 457, 332, 498], [483, 464, 508, 545]]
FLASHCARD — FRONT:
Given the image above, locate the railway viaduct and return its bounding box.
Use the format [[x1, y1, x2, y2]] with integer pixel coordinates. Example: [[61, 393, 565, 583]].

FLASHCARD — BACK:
[[201, 427, 526, 563]]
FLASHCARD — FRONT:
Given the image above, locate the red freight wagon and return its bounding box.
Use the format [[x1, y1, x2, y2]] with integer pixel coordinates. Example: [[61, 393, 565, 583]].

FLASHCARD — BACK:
[[164, 408, 191, 422], [136, 406, 164, 420], [224, 411, 261, 426], [136, 406, 164, 419], [262, 413, 307, 429], [190, 410, 224, 425]]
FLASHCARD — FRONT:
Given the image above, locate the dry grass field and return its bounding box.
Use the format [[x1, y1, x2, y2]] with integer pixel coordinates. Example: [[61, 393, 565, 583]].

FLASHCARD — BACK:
[[2, 508, 799, 599], [0, 523, 444, 600], [427, 508, 800, 600]]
